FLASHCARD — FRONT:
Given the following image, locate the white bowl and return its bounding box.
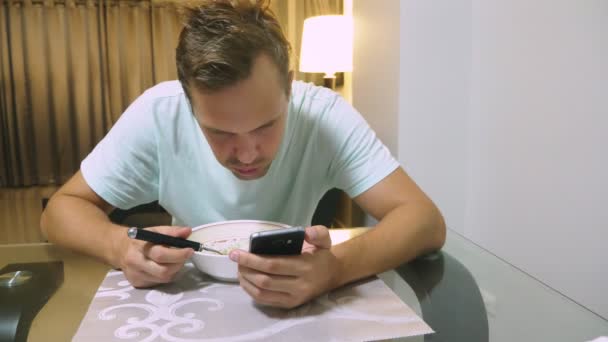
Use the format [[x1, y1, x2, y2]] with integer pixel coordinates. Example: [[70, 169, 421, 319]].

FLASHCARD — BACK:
[[188, 220, 290, 282]]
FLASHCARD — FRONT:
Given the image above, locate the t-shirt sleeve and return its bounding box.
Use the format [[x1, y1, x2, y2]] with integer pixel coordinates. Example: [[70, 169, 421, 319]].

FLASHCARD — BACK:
[[324, 96, 400, 198], [80, 92, 159, 210]]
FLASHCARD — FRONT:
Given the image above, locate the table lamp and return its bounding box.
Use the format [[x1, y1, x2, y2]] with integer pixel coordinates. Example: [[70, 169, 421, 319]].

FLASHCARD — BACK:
[[300, 15, 355, 227], [299, 15, 353, 89]]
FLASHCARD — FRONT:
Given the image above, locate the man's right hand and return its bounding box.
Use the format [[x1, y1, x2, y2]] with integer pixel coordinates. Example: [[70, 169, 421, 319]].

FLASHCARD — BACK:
[[115, 226, 194, 288]]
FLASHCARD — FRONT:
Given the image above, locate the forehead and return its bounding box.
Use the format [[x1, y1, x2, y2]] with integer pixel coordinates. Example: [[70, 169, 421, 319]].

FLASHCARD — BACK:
[[191, 83, 284, 133]]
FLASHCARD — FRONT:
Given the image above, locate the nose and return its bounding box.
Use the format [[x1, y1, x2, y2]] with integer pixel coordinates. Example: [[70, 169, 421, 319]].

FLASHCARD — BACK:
[[234, 135, 258, 165]]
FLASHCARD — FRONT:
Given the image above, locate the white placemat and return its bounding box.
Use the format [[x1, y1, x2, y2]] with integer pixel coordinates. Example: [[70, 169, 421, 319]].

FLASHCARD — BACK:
[[73, 264, 432, 341]]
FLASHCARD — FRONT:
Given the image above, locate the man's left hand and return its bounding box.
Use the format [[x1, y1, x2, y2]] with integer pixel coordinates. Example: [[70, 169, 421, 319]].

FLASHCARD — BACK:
[[229, 225, 338, 309]]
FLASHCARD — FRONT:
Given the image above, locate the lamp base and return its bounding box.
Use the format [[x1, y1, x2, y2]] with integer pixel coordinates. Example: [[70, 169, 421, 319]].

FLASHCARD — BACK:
[[323, 77, 336, 90]]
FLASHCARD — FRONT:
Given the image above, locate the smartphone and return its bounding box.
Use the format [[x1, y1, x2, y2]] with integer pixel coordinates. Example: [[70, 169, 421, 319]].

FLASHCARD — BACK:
[[249, 226, 305, 255]]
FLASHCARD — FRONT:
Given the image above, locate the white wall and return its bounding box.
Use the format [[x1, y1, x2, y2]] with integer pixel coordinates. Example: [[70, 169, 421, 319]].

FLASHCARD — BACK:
[[353, 0, 608, 319], [465, 0, 608, 320], [351, 0, 400, 155], [398, 0, 471, 237]]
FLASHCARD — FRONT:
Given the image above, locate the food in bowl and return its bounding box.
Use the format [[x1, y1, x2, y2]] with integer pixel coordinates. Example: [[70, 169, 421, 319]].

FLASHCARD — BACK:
[[188, 220, 290, 282], [202, 237, 249, 255]]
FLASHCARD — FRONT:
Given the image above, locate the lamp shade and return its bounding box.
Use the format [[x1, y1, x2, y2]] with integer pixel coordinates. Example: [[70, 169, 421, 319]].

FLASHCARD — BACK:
[[299, 15, 353, 76]]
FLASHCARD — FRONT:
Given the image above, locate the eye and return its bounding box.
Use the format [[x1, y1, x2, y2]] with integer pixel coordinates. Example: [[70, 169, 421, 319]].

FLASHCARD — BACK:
[[256, 121, 275, 132], [206, 128, 231, 136]]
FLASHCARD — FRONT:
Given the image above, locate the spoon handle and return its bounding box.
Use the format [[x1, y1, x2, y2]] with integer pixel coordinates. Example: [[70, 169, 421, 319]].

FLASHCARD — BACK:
[[127, 227, 201, 250]]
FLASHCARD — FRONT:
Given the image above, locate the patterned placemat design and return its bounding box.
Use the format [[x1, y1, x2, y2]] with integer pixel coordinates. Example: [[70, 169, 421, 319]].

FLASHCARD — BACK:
[[73, 264, 432, 341]]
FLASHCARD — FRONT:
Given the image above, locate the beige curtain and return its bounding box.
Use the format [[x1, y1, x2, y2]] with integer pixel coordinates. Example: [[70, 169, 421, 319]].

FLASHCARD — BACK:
[[0, 0, 182, 187], [0, 0, 340, 187]]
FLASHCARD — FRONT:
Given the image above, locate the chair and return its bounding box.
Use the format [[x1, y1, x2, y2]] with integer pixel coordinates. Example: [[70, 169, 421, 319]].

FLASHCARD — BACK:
[[311, 188, 341, 227], [107, 201, 171, 227]]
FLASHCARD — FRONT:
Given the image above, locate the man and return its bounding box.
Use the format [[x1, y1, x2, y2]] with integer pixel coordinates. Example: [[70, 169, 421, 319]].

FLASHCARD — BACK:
[[41, 0, 445, 309]]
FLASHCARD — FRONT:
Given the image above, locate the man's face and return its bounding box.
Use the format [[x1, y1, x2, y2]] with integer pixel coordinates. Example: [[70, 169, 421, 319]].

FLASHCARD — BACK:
[[189, 54, 292, 180]]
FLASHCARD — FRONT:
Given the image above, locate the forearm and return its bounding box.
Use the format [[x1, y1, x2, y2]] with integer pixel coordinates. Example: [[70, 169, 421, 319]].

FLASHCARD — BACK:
[[40, 194, 126, 268], [330, 201, 446, 289]]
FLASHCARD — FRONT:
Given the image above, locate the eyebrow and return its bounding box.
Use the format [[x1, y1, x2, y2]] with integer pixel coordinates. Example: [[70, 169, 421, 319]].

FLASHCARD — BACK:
[[202, 115, 280, 135]]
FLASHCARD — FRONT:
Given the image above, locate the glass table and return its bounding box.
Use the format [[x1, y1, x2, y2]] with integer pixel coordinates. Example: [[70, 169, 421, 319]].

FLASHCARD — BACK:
[[376, 229, 608, 341], [1, 228, 607, 341]]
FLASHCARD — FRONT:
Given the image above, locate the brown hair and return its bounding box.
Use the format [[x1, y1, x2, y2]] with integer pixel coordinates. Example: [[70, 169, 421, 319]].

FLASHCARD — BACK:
[[176, 0, 291, 97]]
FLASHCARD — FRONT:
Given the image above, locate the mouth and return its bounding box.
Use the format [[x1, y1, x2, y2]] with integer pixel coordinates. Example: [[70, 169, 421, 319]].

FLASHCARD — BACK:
[[232, 166, 261, 178]]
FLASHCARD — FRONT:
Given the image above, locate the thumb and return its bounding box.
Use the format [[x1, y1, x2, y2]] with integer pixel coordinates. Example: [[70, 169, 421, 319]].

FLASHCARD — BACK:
[[151, 226, 192, 239], [304, 225, 332, 249]]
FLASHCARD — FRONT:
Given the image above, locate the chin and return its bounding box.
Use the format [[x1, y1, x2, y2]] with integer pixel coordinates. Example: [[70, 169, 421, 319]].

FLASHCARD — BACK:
[[232, 172, 262, 180]]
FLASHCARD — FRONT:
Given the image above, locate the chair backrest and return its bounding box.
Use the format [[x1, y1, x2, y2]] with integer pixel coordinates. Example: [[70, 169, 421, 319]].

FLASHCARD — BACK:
[[311, 188, 341, 227], [43, 194, 338, 229], [109, 201, 172, 227]]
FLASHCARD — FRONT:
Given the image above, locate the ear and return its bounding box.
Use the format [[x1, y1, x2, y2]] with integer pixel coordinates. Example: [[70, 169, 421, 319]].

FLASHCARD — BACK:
[[285, 70, 294, 98]]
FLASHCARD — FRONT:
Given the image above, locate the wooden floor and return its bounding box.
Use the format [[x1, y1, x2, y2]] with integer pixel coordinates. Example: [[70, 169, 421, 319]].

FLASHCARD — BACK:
[[0, 186, 59, 244]]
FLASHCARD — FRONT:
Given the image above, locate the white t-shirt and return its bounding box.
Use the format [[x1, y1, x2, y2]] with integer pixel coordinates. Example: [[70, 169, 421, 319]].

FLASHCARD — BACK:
[[81, 80, 399, 227]]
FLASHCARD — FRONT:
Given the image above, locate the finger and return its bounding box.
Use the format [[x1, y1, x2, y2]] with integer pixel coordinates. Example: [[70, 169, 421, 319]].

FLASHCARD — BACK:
[[125, 269, 160, 288], [123, 239, 184, 286], [143, 243, 194, 264], [238, 266, 296, 292], [134, 244, 185, 283], [149, 226, 192, 239], [230, 250, 300, 276], [304, 225, 332, 249], [123, 252, 166, 287], [141, 259, 183, 283], [238, 271, 292, 308]]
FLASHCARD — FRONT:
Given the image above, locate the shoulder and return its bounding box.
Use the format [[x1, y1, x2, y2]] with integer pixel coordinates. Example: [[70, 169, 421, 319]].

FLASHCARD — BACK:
[[287, 81, 371, 158], [122, 81, 187, 114], [291, 80, 339, 106], [122, 81, 189, 122], [289, 80, 353, 122], [114, 81, 191, 137], [144, 80, 186, 98], [290, 81, 364, 129]]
